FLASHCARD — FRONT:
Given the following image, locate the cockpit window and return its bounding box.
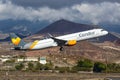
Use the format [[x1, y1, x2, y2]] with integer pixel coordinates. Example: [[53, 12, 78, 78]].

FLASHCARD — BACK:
[[101, 29, 105, 31]]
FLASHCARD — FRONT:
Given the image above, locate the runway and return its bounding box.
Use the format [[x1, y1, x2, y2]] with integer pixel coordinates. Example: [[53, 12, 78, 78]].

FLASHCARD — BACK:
[[106, 77, 120, 80]]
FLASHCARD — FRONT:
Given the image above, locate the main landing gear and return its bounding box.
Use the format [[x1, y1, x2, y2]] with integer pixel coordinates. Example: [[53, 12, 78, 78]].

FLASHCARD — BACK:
[[60, 46, 64, 51]]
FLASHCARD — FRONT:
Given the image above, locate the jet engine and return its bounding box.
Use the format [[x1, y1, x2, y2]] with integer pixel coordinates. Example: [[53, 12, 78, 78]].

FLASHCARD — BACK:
[[66, 40, 77, 46]]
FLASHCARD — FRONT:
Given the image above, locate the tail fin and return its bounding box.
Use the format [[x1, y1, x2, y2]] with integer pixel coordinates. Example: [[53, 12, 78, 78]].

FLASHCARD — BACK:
[[9, 33, 26, 48]]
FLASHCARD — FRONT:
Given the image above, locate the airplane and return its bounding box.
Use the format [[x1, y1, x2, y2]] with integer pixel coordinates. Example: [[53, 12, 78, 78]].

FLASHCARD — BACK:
[[9, 29, 108, 51]]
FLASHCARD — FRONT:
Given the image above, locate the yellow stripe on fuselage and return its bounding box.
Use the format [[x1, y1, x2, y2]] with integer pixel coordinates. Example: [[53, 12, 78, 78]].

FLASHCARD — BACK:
[[29, 40, 39, 49], [11, 37, 21, 46]]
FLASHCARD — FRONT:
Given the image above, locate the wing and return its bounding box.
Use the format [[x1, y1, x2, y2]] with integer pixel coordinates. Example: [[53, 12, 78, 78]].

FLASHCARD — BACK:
[[48, 33, 77, 46], [51, 37, 77, 46], [51, 37, 67, 46]]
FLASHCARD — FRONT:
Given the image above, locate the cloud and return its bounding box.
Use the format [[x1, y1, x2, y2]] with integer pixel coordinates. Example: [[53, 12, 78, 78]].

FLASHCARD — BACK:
[[72, 2, 120, 24], [10, 0, 120, 8], [0, 0, 120, 25]]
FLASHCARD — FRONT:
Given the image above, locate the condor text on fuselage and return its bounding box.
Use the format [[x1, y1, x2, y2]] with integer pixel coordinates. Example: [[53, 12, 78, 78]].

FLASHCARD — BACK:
[[79, 32, 95, 37]]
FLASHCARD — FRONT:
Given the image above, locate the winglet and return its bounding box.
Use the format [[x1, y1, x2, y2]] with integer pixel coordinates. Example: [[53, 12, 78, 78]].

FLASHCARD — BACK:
[[48, 33, 53, 37]]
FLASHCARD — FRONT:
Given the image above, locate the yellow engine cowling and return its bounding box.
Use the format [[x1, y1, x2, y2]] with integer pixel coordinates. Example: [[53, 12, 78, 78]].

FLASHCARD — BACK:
[[67, 40, 77, 46]]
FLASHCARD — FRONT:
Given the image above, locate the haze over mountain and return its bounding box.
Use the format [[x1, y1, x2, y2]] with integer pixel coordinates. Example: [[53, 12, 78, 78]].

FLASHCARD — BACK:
[[0, 19, 49, 34]]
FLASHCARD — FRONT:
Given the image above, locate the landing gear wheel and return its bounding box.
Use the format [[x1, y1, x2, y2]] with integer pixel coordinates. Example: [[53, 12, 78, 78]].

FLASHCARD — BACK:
[[60, 46, 64, 51]]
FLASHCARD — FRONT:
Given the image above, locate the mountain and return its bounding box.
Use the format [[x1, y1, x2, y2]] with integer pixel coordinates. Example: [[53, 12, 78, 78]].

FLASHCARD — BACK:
[[36, 19, 120, 42], [36, 19, 98, 34], [0, 19, 120, 42]]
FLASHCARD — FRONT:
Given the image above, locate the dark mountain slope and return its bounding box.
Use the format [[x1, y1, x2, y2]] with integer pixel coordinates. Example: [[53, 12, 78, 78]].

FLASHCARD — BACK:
[[37, 19, 98, 34]]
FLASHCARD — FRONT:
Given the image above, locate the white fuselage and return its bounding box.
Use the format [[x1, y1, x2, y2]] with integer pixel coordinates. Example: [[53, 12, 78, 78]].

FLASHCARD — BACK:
[[25, 29, 108, 50]]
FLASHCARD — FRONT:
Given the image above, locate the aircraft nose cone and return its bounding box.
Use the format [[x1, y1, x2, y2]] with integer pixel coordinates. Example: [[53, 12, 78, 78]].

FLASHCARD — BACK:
[[104, 31, 108, 35]]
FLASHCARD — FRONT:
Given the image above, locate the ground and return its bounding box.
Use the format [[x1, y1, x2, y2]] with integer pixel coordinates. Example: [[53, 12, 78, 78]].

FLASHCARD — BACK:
[[0, 41, 120, 80], [0, 71, 120, 80]]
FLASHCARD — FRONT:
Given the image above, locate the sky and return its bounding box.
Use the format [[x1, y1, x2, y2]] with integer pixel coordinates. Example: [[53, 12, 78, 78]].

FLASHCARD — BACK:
[[0, 0, 120, 25]]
